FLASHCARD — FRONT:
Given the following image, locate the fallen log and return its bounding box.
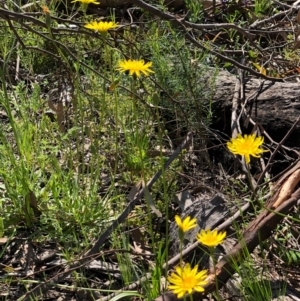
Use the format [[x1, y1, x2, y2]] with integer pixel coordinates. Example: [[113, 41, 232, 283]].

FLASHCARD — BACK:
[[209, 70, 300, 144]]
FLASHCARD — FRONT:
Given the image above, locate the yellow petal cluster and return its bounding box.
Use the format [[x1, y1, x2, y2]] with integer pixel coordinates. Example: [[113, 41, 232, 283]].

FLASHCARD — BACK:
[[84, 21, 118, 32], [72, 0, 100, 4], [197, 229, 226, 248], [117, 59, 154, 77], [168, 264, 208, 298], [175, 215, 197, 233], [227, 134, 267, 164]]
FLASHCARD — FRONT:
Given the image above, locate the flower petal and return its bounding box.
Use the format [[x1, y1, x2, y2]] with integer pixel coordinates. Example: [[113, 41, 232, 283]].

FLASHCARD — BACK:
[[168, 264, 208, 298], [227, 134, 267, 163]]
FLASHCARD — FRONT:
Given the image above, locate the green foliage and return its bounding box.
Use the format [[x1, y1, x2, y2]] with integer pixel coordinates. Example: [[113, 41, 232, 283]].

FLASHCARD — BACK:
[[254, 0, 273, 16], [145, 21, 214, 136], [274, 217, 300, 266], [284, 249, 300, 265], [1, 1, 297, 300], [0, 2, 218, 298], [184, 0, 204, 23]]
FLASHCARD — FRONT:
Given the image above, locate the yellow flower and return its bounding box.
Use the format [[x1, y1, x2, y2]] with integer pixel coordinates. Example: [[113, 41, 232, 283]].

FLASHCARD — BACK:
[[175, 215, 197, 233], [117, 59, 154, 77], [72, 0, 100, 4], [84, 21, 118, 32], [227, 134, 267, 164], [197, 229, 226, 248], [168, 264, 208, 298]]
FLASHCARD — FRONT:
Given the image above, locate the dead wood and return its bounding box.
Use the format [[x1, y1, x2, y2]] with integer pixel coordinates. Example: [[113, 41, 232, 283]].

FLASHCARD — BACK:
[[154, 165, 300, 301], [209, 70, 300, 141], [273, 167, 300, 208]]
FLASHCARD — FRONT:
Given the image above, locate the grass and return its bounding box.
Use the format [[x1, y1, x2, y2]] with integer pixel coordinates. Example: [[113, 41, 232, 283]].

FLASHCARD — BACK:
[[0, 0, 299, 300]]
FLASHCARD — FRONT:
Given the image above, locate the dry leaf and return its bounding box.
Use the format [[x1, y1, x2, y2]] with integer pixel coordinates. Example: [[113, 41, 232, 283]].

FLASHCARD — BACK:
[[130, 228, 153, 256], [3, 265, 14, 273], [26, 190, 42, 217], [143, 182, 162, 217], [0, 237, 8, 245], [128, 180, 142, 202], [47, 99, 65, 132], [47, 99, 57, 113], [252, 62, 266, 75], [293, 29, 300, 50], [297, 9, 300, 24], [146, 149, 171, 158], [56, 102, 65, 132]]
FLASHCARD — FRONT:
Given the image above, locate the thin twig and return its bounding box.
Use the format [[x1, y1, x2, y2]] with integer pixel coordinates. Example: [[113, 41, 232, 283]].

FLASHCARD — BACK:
[[130, 0, 285, 82], [249, 5, 300, 29], [230, 74, 241, 138], [254, 117, 300, 190]]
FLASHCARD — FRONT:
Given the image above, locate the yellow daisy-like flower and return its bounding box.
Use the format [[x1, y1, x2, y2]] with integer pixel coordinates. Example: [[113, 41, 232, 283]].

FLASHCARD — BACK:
[[72, 0, 100, 4], [117, 59, 154, 77], [84, 21, 118, 32], [175, 215, 197, 233], [197, 229, 226, 248], [227, 134, 267, 164], [168, 264, 208, 298]]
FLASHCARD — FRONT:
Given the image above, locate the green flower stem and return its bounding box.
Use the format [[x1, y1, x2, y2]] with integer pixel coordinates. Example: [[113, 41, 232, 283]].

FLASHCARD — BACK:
[[178, 231, 186, 301], [178, 231, 193, 301], [178, 230, 184, 267], [245, 162, 255, 193], [209, 247, 221, 301], [81, 4, 88, 16], [130, 77, 145, 177], [102, 35, 119, 177], [131, 77, 137, 121]]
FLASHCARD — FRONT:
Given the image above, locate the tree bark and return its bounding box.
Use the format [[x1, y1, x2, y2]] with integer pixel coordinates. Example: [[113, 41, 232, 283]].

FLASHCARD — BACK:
[[210, 70, 300, 146]]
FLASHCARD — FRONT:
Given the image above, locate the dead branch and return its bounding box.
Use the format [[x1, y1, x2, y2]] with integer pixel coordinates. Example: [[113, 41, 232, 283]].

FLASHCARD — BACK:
[[255, 117, 300, 188], [129, 0, 289, 82], [273, 169, 300, 208]]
